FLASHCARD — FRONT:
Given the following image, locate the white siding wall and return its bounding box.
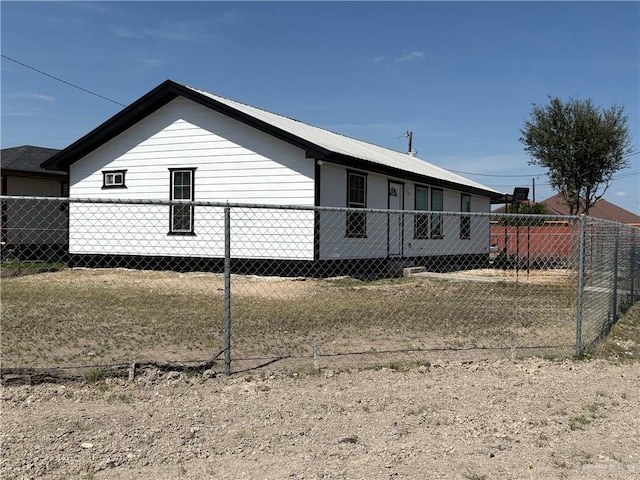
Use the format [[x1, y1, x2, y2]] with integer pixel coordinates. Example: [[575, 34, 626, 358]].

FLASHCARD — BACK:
[[69, 98, 315, 260], [318, 163, 491, 260], [319, 163, 388, 259], [403, 184, 491, 257]]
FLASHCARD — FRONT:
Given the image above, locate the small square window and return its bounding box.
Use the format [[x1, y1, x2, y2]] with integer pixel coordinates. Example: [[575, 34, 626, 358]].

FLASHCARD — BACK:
[[102, 170, 127, 189]]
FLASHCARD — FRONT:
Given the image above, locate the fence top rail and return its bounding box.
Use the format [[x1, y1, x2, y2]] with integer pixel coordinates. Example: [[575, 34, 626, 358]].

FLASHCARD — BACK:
[[1, 195, 636, 228], [581, 214, 640, 231]]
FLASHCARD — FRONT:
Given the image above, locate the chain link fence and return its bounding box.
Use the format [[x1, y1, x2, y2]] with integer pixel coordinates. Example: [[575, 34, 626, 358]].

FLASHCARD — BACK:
[[1, 196, 638, 380]]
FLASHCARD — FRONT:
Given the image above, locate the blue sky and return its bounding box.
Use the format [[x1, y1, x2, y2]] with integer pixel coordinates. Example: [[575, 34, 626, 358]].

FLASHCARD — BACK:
[[2, 1, 639, 213]]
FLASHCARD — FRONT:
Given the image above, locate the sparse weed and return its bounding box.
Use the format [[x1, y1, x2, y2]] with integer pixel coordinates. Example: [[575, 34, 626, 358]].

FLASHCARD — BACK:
[[387, 360, 431, 372], [83, 368, 107, 384], [107, 392, 134, 404], [569, 414, 591, 430], [585, 402, 599, 415], [552, 455, 568, 469], [463, 473, 487, 480], [95, 381, 111, 392]]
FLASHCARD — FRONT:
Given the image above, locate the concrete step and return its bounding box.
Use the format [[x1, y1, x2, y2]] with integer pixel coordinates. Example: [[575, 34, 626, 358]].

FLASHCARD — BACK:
[[403, 266, 426, 277]]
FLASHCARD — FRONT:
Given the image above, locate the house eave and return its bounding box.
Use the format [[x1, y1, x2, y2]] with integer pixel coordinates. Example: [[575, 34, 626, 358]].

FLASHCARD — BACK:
[[323, 154, 500, 198]]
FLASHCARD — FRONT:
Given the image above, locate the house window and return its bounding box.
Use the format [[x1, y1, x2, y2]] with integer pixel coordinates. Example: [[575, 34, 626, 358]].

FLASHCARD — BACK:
[[346, 171, 367, 238], [431, 189, 443, 239], [414, 185, 429, 239], [102, 170, 126, 189], [460, 194, 471, 240], [169, 169, 195, 235]]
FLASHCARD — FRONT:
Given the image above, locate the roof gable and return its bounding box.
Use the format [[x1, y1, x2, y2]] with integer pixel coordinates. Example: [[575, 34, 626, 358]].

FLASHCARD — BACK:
[[41, 79, 501, 197]]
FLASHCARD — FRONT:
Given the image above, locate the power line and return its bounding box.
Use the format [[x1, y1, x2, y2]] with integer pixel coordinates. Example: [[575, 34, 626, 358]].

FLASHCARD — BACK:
[[449, 169, 546, 178], [1, 54, 126, 107], [451, 160, 639, 180], [488, 172, 639, 191]]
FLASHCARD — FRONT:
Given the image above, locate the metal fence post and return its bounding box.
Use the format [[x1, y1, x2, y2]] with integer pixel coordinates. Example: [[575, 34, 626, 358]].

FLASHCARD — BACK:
[[630, 229, 637, 304], [576, 215, 586, 356], [611, 229, 619, 321], [224, 205, 232, 375]]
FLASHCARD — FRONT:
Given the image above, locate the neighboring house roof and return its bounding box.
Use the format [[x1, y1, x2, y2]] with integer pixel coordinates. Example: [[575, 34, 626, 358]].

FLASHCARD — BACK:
[[2, 145, 64, 176], [542, 193, 640, 225], [41, 79, 502, 198], [494, 193, 640, 226]]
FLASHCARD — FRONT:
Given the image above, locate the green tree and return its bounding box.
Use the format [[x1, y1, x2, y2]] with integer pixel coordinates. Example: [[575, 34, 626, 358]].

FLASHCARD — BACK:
[[506, 202, 548, 215], [499, 202, 549, 226], [520, 96, 634, 215]]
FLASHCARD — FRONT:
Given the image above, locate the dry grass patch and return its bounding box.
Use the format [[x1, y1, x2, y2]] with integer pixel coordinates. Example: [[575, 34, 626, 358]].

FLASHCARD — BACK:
[[2, 267, 580, 370], [592, 303, 640, 362]]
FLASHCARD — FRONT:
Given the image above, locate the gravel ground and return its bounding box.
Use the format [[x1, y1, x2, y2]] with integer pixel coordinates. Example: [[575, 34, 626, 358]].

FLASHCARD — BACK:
[[1, 357, 638, 480]]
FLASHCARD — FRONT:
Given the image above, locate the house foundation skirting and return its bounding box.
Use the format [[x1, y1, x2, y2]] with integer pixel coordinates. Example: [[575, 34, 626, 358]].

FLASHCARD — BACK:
[[1, 243, 68, 262], [67, 253, 489, 279]]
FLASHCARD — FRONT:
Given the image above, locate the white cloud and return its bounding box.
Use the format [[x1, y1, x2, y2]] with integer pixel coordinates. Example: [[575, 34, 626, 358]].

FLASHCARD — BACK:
[[1, 111, 40, 117], [30, 94, 55, 102], [145, 26, 199, 42], [372, 51, 425, 68], [6, 93, 55, 102], [114, 24, 199, 42], [216, 10, 240, 26], [64, 2, 111, 15], [137, 58, 169, 71], [113, 11, 239, 43], [614, 191, 628, 197], [114, 27, 144, 40], [394, 51, 425, 62]]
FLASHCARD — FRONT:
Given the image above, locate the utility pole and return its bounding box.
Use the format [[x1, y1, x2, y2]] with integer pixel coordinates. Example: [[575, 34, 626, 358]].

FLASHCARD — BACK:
[[532, 177, 536, 203], [399, 131, 415, 155]]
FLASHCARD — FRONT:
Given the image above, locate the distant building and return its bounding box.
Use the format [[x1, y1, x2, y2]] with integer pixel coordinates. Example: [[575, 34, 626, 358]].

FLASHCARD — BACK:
[[493, 193, 640, 226], [1, 145, 67, 257], [539, 193, 640, 227], [490, 193, 640, 267], [1, 145, 66, 195]]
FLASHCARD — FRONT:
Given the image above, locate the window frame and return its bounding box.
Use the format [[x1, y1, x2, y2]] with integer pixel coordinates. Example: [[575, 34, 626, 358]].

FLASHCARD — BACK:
[[414, 185, 429, 239], [460, 193, 471, 240], [346, 170, 367, 238], [102, 170, 127, 189], [430, 188, 444, 239], [168, 168, 196, 236]]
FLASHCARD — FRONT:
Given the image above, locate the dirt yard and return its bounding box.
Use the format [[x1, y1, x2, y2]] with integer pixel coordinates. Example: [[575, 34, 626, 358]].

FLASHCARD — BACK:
[[2, 357, 638, 480]]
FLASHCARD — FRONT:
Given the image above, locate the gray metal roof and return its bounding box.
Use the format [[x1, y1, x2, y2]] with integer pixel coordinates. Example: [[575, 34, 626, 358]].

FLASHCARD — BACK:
[[185, 84, 501, 196]]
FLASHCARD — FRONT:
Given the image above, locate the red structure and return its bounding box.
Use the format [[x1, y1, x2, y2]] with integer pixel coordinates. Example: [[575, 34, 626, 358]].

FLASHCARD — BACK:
[[490, 223, 579, 267]]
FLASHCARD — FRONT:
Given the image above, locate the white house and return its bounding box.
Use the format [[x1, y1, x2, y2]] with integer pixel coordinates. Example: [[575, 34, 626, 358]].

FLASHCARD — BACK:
[[42, 80, 503, 275]]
